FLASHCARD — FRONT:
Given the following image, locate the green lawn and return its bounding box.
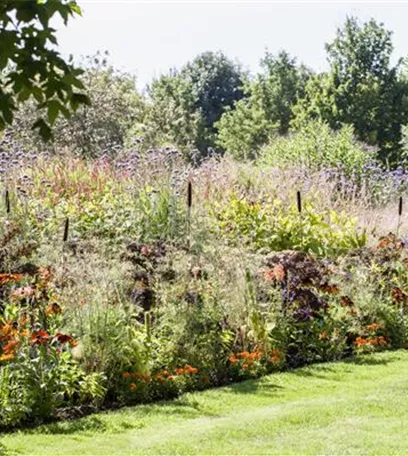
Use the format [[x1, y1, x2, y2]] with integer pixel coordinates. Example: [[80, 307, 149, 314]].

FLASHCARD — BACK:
[[2, 350, 408, 456]]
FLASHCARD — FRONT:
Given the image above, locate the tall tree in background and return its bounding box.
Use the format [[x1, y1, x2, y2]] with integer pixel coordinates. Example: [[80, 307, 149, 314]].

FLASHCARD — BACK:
[[182, 51, 244, 133], [294, 17, 408, 162], [144, 51, 245, 159], [0, 0, 90, 140], [142, 70, 203, 154], [216, 51, 310, 159]]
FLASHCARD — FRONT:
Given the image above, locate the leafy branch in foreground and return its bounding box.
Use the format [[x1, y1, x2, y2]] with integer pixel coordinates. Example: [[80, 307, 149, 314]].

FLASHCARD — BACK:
[[0, 0, 90, 140]]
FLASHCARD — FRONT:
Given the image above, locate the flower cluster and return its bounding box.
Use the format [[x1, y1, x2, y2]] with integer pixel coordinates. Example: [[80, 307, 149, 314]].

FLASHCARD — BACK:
[[0, 323, 78, 362], [228, 348, 282, 372], [121, 364, 199, 390], [354, 336, 388, 347]]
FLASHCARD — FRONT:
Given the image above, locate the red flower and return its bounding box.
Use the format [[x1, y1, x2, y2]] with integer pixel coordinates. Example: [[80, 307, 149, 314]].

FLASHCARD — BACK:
[[53, 332, 77, 347], [30, 330, 51, 345], [0, 273, 23, 287]]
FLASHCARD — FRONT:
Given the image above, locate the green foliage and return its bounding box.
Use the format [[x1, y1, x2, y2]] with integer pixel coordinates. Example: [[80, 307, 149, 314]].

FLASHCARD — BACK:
[[11, 53, 144, 157], [293, 17, 408, 162], [215, 97, 273, 160], [259, 120, 376, 174], [212, 193, 366, 256], [143, 51, 245, 159], [2, 156, 408, 429], [0, 0, 90, 140], [0, 263, 106, 427], [181, 51, 245, 132], [216, 51, 310, 159], [142, 73, 203, 156]]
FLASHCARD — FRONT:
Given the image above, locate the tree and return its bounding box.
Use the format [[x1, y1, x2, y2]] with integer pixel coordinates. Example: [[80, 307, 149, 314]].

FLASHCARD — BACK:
[[11, 53, 145, 157], [142, 70, 204, 155], [182, 51, 245, 130], [143, 51, 245, 158], [216, 51, 311, 159], [293, 17, 408, 162], [0, 0, 90, 140]]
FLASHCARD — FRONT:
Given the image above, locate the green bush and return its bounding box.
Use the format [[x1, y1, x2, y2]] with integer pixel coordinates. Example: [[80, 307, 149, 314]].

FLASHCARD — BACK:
[[211, 193, 366, 256], [259, 120, 376, 176]]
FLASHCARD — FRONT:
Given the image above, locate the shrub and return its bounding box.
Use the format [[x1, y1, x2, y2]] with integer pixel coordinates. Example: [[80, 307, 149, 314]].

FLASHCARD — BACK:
[[259, 120, 376, 176], [211, 193, 366, 256], [0, 268, 105, 427]]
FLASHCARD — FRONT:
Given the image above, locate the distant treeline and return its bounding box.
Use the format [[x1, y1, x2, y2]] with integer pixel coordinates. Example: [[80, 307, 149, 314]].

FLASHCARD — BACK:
[[7, 16, 408, 168]]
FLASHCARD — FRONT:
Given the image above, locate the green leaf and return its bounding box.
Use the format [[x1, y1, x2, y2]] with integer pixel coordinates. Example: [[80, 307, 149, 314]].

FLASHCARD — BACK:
[[70, 92, 91, 111], [32, 118, 53, 141], [47, 100, 61, 125], [68, 2, 82, 16]]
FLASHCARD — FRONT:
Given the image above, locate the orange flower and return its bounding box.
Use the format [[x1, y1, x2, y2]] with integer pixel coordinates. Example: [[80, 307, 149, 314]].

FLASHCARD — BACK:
[[273, 264, 285, 282], [0, 353, 15, 362], [54, 332, 77, 347], [122, 372, 132, 379], [366, 323, 382, 332], [168, 375, 176, 381], [46, 303, 62, 316], [238, 351, 250, 359], [269, 356, 280, 363], [263, 269, 274, 283], [2, 340, 18, 354], [184, 364, 198, 374], [354, 336, 367, 346], [263, 264, 285, 283], [129, 383, 137, 391], [175, 368, 185, 375], [319, 331, 329, 340], [228, 355, 238, 363], [0, 273, 23, 287], [0, 322, 16, 341], [377, 336, 388, 346]]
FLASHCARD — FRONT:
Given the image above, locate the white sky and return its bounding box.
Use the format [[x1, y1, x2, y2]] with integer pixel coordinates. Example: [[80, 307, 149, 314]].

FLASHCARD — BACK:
[[55, 1, 408, 90]]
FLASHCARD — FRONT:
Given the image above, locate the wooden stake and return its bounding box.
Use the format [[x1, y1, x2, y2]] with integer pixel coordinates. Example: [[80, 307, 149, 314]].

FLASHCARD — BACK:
[[397, 196, 403, 236], [297, 190, 302, 214], [5, 189, 10, 214], [63, 218, 69, 243]]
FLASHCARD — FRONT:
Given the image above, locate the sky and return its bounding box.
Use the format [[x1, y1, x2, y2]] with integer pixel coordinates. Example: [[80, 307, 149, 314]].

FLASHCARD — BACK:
[[56, 1, 408, 91]]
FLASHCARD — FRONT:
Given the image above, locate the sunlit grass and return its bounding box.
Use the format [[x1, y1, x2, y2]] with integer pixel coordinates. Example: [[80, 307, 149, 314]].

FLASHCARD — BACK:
[[2, 350, 408, 455]]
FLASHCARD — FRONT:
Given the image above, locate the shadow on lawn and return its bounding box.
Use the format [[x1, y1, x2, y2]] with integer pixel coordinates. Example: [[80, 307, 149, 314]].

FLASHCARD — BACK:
[[11, 397, 215, 436], [223, 378, 284, 398]]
